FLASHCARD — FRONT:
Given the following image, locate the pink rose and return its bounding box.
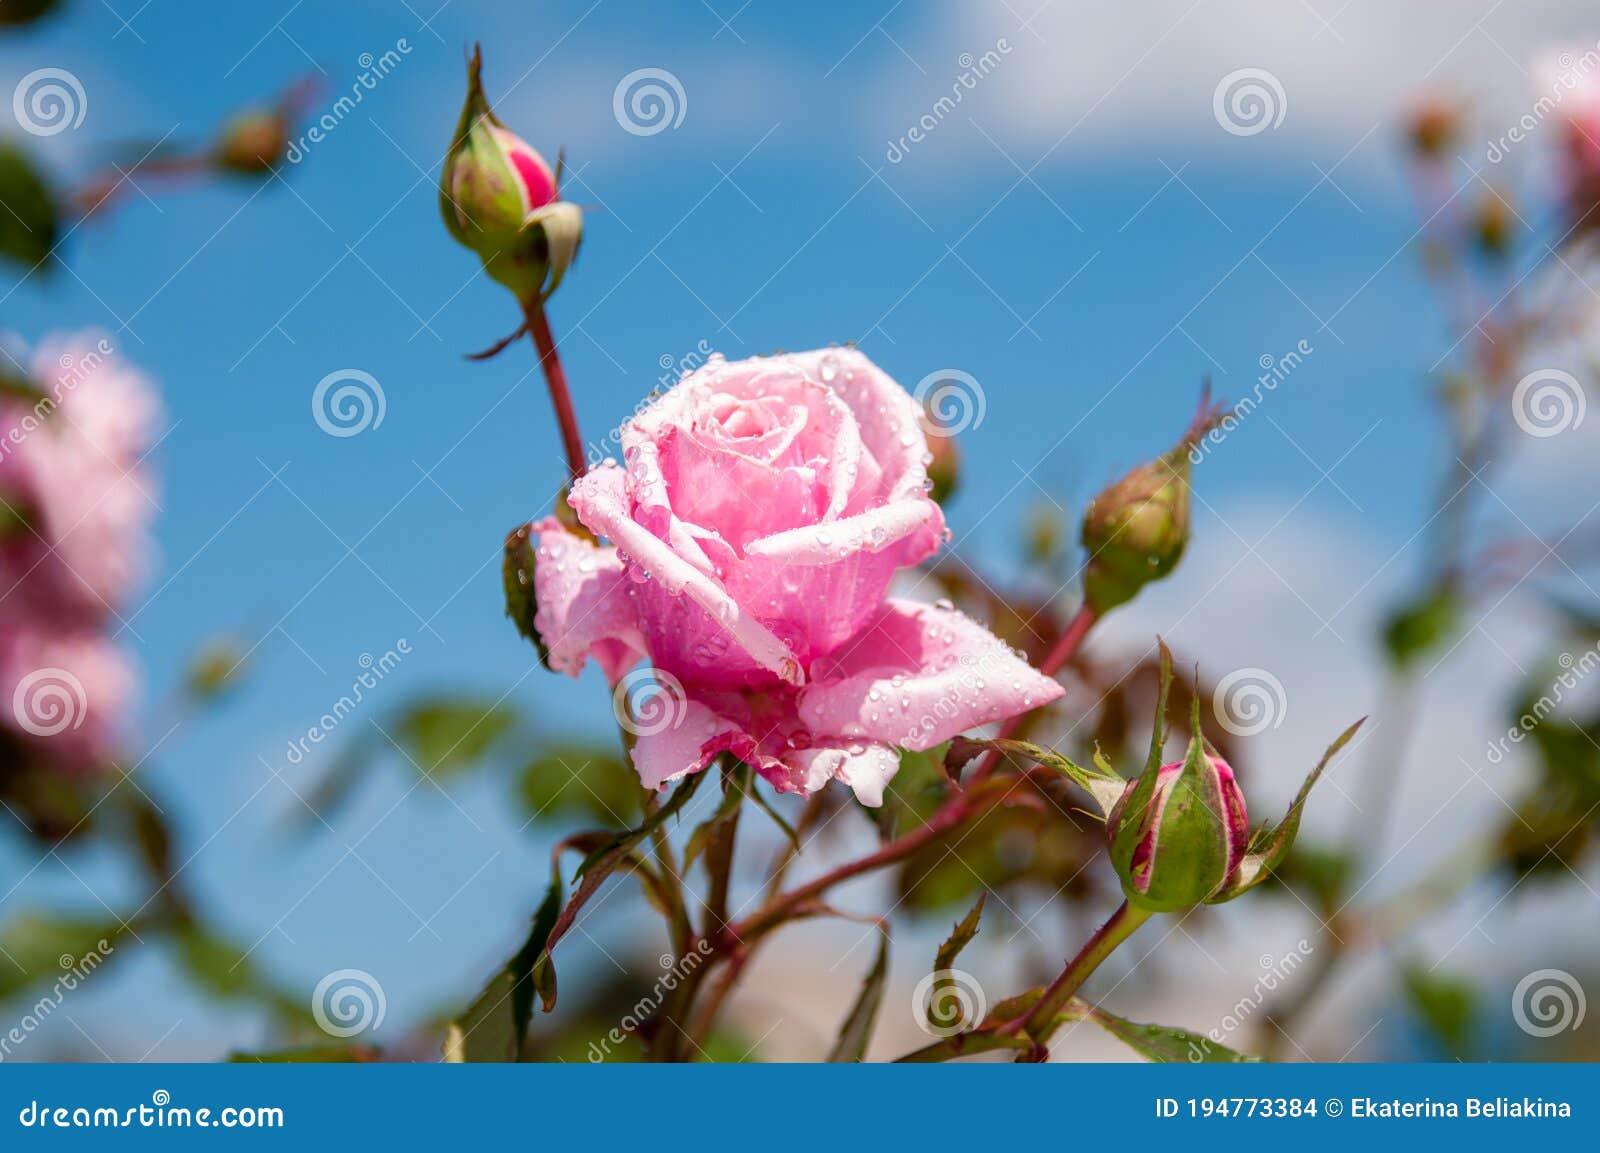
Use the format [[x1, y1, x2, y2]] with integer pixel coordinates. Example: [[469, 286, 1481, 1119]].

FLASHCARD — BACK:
[[530, 347, 1064, 804], [0, 626, 135, 772], [0, 336, 160, 619]]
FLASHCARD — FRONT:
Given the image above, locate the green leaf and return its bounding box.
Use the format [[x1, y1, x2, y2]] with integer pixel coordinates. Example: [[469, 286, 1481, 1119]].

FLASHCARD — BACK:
[[933, 892, 985, 975], [1401, 962, 1477, 1059], [518, 745, 642, 827], [946, 735, 1124, 818], [533, 772, 706, 1008], [682, 763, 748, 875], [1382, 585, 1459, 670], [169, 922, 310, 1026], [0, 914, 124, 1002], [827, 927, 889, 1062], [502, 522, 546, 662], [444, 873, 563, 1062], [1066, 1000, 1260, 1063], [1210, 717, 1366, 902], [927, 893, 985, 1034], [394, 696, 516, 778], [0, 142, 58, 271]]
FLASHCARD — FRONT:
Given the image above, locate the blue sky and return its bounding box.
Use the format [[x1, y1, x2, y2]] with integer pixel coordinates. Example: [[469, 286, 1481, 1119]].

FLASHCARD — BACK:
[[1, 0, 1595, 1058]]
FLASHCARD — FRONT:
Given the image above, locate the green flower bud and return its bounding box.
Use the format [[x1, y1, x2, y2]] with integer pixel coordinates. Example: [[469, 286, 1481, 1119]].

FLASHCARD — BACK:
[[1107, 731, 1248, 913], [214, 108, 290, 174], [441, 46, 581, 303], [1080, 397, 1216, 615]]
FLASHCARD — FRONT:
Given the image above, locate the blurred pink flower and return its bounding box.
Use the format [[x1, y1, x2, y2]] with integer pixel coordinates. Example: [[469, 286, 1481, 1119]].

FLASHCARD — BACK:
[[0, 333, 159, 773], [0, 626, 136, 772], [0, 335, 160, 619], [531, 347, 1063, 804]]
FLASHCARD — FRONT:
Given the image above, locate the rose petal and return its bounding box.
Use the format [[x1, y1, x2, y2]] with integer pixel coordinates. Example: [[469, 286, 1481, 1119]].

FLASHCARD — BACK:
[[629, 696, 732, 791], [799, 599, 1065, 751], [743, 499, 942, 567], [569, 464, 804, 685], [529, 517, 645, 685], [783, 743, 901, 807]]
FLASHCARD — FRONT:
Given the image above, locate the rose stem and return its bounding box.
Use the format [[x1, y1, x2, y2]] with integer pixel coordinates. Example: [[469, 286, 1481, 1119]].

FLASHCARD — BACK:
[[523, 298, 587, 480], [1015, 899, 1150, 1046]]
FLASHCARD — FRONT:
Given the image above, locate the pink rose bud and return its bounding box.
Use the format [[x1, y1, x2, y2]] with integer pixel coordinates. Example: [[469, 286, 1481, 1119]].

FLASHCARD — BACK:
[[440, 46, 579, 303], [1107, 731, 1249, 912]]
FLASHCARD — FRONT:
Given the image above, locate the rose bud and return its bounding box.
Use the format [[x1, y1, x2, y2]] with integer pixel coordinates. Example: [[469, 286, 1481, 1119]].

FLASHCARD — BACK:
[[440, 45, 580, 303], [1080, 395, 1217, 615], [1107, 725, 1248, 912], [1406, 96, 1460, 160], [214, 108, 291, 174]]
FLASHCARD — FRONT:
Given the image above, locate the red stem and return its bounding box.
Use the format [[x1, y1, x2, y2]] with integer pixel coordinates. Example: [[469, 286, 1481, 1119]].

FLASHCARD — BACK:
[[524, 300, 587, 481]]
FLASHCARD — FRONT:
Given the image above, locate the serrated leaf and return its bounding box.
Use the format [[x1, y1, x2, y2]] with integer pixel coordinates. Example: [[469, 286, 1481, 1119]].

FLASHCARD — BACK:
[[1209, 717, 1365, 902], [1066, 1000, 1260, 1063], [827, 927, 889, 1062], [444, 873, 562, 1062]]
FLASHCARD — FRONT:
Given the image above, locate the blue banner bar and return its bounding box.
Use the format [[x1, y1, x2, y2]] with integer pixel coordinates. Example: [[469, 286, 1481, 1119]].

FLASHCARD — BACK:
[[0, 1063, 1590, 1146]]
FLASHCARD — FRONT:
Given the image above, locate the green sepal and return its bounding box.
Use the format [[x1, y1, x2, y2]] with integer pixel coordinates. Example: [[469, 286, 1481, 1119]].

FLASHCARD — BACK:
[[946, 735, 1124, 818], [1207, 716, 1365, 903], [827, 925, 889, 1062]]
